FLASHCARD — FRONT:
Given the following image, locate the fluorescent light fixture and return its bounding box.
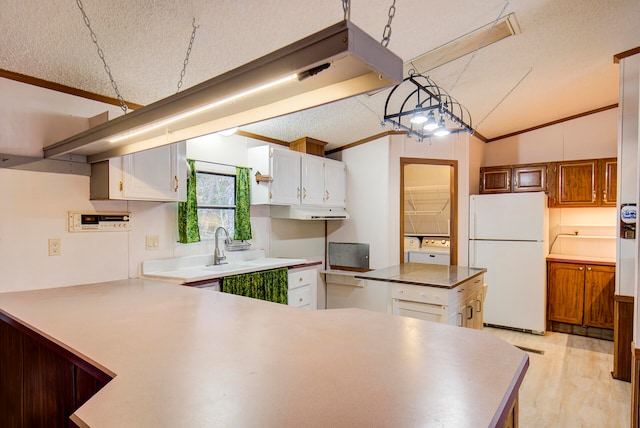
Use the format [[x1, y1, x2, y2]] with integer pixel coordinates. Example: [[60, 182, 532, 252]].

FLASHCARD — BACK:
[[44, 20, 402, 163]]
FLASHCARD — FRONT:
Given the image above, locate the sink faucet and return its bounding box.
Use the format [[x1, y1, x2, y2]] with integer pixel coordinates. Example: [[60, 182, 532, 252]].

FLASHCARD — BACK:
[[214, 226, 232, 265]]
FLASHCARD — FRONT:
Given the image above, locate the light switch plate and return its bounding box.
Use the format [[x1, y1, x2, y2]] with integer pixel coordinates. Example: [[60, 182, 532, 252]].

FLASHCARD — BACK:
[[145, 235, 159, 250]]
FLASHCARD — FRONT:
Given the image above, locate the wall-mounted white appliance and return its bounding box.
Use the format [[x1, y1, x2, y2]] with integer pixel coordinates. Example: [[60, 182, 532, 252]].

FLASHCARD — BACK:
[[469, 192, 549, 334], [68, 212, 132, 232]]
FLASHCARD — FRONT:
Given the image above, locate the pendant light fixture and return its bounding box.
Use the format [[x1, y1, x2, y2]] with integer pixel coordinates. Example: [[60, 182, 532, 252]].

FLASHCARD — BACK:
[[383, 72, 472, 142], [44, 20, 402, 163]]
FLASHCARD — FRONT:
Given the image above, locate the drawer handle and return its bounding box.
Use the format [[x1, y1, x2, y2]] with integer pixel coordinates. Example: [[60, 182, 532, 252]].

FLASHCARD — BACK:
[[299, 277, 303, 282], [458, 287, 465, 293], [467, 306, 473, 320], [476, 299, 482, 313]]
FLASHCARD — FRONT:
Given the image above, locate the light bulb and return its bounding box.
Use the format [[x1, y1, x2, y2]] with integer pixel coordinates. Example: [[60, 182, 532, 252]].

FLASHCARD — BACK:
[[423, 111, 438, 131], [410, 109, 428, 124], [434, 117, 450, 137]]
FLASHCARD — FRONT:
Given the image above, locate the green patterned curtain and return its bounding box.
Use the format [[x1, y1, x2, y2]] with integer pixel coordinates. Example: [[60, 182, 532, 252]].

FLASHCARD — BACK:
[[234, 166, 252, 241], [178, 159, 201, 243], [222, 268, 288, 304]]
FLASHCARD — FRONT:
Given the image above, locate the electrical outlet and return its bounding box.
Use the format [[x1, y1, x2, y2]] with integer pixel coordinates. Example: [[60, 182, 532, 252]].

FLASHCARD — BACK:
[[145, 235, 160, 250], [48, 238, 61, 256]]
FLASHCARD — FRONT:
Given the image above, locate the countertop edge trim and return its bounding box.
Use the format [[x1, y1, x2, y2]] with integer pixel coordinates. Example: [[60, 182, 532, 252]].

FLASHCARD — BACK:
[[354, 269, 486, 289]]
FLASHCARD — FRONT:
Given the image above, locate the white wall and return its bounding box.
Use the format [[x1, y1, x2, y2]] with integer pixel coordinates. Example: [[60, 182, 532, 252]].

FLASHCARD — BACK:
[[327, 131, 475, 268], [483, 108, 618, 165]]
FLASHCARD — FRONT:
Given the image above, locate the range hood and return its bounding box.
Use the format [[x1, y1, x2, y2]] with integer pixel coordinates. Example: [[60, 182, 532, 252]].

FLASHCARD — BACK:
[[270, 205, 350, 220], [43, 20, 402, 163]]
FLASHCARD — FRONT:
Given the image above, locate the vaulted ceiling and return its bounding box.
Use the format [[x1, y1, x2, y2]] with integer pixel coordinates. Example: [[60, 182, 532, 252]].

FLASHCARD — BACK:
[[2, 0, 639, 151]]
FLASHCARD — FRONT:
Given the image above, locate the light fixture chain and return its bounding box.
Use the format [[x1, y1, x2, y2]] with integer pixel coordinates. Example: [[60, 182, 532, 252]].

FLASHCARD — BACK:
[[176, 18, 200, 93], [381, 0, 396, 47], [342, 0, 350, 21], [75, 0, 128, 113]]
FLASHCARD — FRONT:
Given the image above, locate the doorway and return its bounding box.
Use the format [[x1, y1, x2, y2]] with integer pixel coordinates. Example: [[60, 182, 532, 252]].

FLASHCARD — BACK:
[[400, 158, 458, 265]]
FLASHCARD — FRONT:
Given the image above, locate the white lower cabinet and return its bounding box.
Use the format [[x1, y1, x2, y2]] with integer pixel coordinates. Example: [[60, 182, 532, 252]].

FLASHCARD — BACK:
[[391, 274, 484, 329], [288, 267, 318, 310]]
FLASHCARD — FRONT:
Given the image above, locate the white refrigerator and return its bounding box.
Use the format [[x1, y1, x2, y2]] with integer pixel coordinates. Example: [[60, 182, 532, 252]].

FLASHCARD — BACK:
[[469, 192, 549, 334]]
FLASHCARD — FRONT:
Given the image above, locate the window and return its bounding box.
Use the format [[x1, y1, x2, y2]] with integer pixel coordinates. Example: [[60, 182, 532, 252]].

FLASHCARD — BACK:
[[196, 171, 236, 240]]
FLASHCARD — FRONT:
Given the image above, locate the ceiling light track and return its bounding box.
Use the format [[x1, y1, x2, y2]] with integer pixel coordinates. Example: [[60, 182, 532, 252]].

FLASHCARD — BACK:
[[383, 72, 473, 142]]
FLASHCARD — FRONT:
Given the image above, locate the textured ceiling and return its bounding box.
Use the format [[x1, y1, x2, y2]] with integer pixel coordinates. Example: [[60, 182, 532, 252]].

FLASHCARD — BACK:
[[1, 0, 639, 150]]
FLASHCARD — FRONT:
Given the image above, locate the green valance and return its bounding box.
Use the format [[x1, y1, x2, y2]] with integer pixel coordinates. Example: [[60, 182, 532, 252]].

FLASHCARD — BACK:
[[222, 268, 288, 304]]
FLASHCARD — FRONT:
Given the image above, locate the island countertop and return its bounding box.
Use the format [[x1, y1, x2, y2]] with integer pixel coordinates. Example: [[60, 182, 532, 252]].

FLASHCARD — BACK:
[[0, 279, 526, 427], [355, 263, 487, 289]]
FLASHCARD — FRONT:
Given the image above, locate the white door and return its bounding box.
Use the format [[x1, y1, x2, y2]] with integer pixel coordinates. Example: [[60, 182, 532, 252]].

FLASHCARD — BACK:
[[469, 240, 546, 333], [301, 155, 325, 205], [270, 149, 301, 205], [324, 158, 346, 207], [469, 192, 547, 241]]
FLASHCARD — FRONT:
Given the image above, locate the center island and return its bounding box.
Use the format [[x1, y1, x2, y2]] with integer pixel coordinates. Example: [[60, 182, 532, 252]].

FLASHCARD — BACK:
[[0, 278, 527, 427]]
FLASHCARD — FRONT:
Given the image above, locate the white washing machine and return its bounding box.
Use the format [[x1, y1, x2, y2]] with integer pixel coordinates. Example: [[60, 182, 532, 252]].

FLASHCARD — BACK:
[[408, 237, 450, 265], [403, 236, 421, 262]]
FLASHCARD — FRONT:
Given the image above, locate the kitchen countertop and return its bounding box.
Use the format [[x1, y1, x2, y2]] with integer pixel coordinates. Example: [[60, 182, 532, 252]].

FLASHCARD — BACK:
[[355, 263, 487, 289], [547, 253, 616, 266], [0, 279, 527, 427], [141, 250, 308, 283]]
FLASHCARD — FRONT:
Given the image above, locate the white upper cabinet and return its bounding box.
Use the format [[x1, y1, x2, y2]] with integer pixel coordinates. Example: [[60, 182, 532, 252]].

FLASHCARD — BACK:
[[301, 155, 325, 205], [323, 157, 346, 207], [248, 145, 346, 208], [90, 142, 186, 202], [248, 145, 301, 205]]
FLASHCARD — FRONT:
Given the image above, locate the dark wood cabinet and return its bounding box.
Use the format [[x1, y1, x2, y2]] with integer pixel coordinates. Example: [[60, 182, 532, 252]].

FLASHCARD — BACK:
[[480, 163, 549, 194], [583, 265, 616, 329], [480, 166, 512, 193], [480, 158, 616, 208], [552, 157, 617, 207], [547, 261, 615, 331], [548, 262, 585, 325], [0, 319, 23, 428], [556, 160, 598, 206], [0, 316, 112, 428], [601, 158, 617, 206], [513, 164, 548, 192]]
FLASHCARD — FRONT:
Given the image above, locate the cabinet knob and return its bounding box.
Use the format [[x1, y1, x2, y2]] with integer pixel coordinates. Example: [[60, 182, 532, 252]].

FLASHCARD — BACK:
[[299, 277, 303, 282], [587, 267, 592, 271], [399, 290, 404, 294], [603, 190, 608, 203], [303, 188, 307, 199], [299, 297, 304, 302], [579, 266, 584, 271], [325, 190, 330, 200]]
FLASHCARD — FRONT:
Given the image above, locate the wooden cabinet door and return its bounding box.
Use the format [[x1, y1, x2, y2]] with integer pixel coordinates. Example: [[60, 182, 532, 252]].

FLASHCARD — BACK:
[[556, 160, 597, 206], [480, 167, 512, 193], [547, 262, 585, 325], [584, 265, 615, 329], [513, 164, 547, 192], [600, 158, 617, 206]]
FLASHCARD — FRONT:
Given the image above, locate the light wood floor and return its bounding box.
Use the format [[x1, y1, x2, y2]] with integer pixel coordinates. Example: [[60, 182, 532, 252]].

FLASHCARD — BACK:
[[485, 327, 631, 428]]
